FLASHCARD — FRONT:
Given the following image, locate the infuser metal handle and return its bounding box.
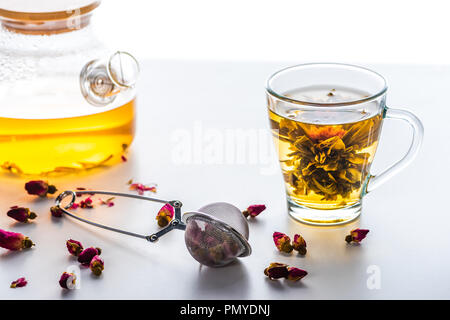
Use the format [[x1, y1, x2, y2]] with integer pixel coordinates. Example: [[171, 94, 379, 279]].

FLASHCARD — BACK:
[[55, 190, 186, 243]]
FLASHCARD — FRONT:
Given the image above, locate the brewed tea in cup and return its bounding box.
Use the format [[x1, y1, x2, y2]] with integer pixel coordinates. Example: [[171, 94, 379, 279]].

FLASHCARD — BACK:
[[266, 64, 423, 225]]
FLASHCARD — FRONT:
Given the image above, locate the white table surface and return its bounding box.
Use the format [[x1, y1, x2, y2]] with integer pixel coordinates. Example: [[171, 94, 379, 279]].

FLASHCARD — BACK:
[[0, 60, 446, 300]]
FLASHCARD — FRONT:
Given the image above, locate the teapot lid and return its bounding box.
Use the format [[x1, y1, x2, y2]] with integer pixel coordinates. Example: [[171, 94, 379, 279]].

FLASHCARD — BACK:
[[0, 0, 100, 34], [0, 0, 99, 13]]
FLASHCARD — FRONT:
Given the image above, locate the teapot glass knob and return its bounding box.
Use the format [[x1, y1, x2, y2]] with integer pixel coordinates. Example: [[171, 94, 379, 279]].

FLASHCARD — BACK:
[[80, 51, 139, 106]]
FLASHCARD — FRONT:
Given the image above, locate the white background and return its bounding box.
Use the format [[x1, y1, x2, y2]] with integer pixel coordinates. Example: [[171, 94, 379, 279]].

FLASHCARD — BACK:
[[96, 0, 450, 65]]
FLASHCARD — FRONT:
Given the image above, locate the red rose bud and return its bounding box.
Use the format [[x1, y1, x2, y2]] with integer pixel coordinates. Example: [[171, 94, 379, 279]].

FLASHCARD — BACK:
[[10, 277, 27, 288], [78, 247, 101, 266], [287, 267, 308, 281], [90, 255, 104, 276], [7, 206, 37, 223], [156, 203, 174, 227], [25, 180, 57, 197], [292, 234, 307, 255], [59, 272, 76, 289], [50, 206, 64, 218], [264, 262, 289, 280], [0, 229, 34, 251], [242, 204, 266, 218], [345, 228, 370, 243], [66, 239, 84, 257], [273, 232, 293, 253], [79, 197, 94, 209]]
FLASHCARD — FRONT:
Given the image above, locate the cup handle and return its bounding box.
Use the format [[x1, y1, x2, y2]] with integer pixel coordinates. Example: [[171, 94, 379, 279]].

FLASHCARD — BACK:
[[364, 107, 424, 194]]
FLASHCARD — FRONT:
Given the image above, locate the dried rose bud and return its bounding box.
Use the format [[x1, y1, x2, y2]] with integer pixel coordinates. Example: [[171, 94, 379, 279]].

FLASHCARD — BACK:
[[7, 206, 37, 223], [66, 239, 84, 257], [71, 203, 80, 209], [76, 187, 95, 197], [286, 267, 308, 281], [128, 182, 157, 195], [264, 262, 289, 280], [345, 228, 370, 243], [59, 272, 76, 289], [292, 234, 307, 255], [273, 232, 293, 253], [99, 197, 115, 207], [78, 247, 101, 266], [90, 255, 104, 276], [242, 204, 266, 218], [50, 206, 64, 218], [79, 197, 94, 209], [156, 203, 174, 227], [25, 180, 57, 197], [10, 277, 27, 288], [0, 229, 34, 251], [121, 155, 127, 162]]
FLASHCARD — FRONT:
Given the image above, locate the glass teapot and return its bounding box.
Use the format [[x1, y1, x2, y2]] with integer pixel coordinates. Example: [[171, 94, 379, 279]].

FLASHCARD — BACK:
[[0, 0, 139, 175]]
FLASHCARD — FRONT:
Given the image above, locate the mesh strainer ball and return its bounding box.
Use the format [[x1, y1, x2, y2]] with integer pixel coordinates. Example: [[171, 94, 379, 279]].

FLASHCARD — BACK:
[[183, 202, 252, 267]]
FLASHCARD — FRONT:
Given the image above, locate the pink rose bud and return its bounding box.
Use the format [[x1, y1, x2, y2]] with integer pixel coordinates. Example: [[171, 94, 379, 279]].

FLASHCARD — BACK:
[[7, 206, 37, 223], [71, 203, 80, 209], [264, 262, 289, 280], [292, 234, 307, 255], [50, 206, 64, 218], [286, 267, 308, 281], [90, 255, 104, 276], [25, 180, 57, 197], [78, 247, 101, 266], [66, 239, 84, 257], [59, 272, 76, 289], [99, 197, 115, 207], [242, 204, 266, 218], [273, 231, 293, 253], [345, 228, 370, 243], [0, 229, 34, 251], [128, 182, 157, 195], [10, 277, 28, 288], [156, 203, 174, 227]]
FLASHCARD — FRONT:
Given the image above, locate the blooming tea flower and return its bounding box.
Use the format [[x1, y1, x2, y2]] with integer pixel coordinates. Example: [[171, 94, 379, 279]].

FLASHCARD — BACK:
[[7, 206, 37, 223], [273, 232, 293, 253], [25, 180, 57, 197], [0, 229, 34, 251]]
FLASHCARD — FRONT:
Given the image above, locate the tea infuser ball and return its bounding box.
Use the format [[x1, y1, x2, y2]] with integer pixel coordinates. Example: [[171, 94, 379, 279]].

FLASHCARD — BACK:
[[55, 190, 252, 268], [183, 203, 251, 267]]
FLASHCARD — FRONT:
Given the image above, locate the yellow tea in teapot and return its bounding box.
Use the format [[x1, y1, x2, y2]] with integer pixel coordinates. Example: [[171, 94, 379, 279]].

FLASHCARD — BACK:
[[269, 86, 383, 210], [0, 99, 135, 175]]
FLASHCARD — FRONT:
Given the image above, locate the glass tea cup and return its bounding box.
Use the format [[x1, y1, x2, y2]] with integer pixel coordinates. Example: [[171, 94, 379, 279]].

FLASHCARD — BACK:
[[266, 63, 423, 225]]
